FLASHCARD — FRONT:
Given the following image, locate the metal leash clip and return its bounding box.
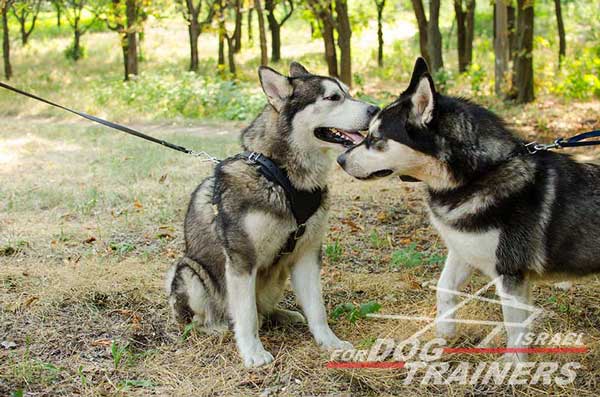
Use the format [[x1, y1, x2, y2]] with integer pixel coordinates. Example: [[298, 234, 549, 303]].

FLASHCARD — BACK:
[[524, 138, 565, 154]]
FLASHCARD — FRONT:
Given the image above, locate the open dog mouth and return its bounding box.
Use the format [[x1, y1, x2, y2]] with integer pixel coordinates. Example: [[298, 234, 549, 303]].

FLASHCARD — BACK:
[[357, 169, 394, 180], [314, 127, 365, 147]]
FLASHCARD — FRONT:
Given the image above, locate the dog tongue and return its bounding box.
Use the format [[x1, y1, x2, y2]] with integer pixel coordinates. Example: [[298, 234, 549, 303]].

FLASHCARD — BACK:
[[341, 131, 364, 144]]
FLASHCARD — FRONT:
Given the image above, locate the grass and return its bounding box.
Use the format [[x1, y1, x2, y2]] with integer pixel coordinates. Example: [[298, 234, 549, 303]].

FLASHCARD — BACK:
[[1, 3, 600, 395], [2, 105, 600, 395]]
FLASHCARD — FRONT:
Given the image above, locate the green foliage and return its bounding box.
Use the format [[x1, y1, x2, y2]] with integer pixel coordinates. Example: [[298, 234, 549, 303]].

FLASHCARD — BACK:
[[109, 241, 136, 255], [552, 47, 600, 99], [391, 243, 446, 269], [331, 301, 381, 324], [111, 340, 129, 369], [324, 241, 343, 262], [65, 42, 86, 60], [93, 70, 266, 121]]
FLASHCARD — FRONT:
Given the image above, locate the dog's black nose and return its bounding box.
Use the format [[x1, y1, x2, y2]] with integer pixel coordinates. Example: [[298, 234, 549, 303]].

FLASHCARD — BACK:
[[337, 153, 347, 168], [367, 105, 380, 118]]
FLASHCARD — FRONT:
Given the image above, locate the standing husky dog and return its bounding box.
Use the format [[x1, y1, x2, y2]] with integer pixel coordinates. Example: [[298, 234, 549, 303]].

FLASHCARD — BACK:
[[339, 57, 600, 361], [166, 62, 378, 367]]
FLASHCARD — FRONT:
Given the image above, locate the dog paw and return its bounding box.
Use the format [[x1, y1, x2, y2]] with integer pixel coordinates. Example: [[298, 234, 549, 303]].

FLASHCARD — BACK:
[[317, 336, 353, 351], [269, 309, 306, 325], [435, 322, 457, 340], [242, 346, 274, 368]]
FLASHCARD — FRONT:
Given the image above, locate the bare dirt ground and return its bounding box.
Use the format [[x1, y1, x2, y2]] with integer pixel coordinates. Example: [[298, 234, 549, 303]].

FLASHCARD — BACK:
[[2, 101, 600, 396]]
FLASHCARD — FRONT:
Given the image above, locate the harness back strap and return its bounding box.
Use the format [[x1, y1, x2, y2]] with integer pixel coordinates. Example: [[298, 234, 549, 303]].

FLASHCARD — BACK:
[[239, 151, 323, 257]]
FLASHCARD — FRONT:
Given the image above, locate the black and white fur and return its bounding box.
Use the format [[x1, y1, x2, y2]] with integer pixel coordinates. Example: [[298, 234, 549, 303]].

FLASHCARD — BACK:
[[166, 63, 378, 367], [338, 57, 600, 361]]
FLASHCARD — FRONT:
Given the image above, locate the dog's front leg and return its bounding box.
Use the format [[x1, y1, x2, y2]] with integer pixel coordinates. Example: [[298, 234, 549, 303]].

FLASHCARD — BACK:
[[436, 251, 473, 339], [291, 249, 352, 350], [496, 275, 531, 362], [225, 261, 274, 368]]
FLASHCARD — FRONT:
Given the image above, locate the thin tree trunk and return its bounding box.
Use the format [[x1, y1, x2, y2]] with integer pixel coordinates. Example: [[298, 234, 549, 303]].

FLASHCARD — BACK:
[[335, 0, 351, 86], [465, 0, 475, 69], [247, 7, 253, 42], [410, 0, 429, 66], [56, 3, 61, 27], [125, 0, 138, 80], [73, 27, 82, 60], [265, 0, 280, 62], [494, 0, 509, 97], [2, 2, 12, 79], [254, 0, 268, 65], [554, 0, 565, 68], [225, 34, 236, 76], [233, 0, 242, 53], [218, 28, 225, 67], [507, 4, 516, 60], [376, 0, 384, 67], [427, 0, 443, 72], [322, 15, 337, 77], [455, 0, 466, 72], [121, 39, 128, 80], [514, 0, 534, 103], [188, 18, 199, 71]]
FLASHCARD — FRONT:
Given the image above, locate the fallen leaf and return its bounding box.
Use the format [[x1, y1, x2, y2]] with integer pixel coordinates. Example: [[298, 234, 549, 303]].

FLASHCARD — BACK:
[[341, 219, 363, 232], [133, 199, 143, 209], [23, 296, 38, 308], [84, 236, 96, 244], [159, 174, 168, 184], [91, 339, 112, 347]]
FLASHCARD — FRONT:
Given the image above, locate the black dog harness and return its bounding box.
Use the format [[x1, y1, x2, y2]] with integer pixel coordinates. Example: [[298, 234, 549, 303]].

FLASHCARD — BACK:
[[237, 151, 323, 260]]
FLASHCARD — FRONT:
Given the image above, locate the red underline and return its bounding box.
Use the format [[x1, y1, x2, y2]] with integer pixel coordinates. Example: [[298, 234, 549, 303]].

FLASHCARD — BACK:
[[443, 347, 589, 354], [326, 361, 405, 369]]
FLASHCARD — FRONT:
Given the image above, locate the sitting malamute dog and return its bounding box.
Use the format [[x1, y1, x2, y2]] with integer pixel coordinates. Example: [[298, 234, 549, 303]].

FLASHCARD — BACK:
[[166, 62, 378, 367], [338, 57, 600, 361]]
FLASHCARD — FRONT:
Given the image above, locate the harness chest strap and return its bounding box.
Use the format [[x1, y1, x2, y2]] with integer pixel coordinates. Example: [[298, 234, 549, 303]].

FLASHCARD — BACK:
[[212, 151, 323, 259]]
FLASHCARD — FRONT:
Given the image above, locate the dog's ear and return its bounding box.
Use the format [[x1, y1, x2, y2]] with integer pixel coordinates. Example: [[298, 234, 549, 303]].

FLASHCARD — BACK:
[[289, 62, 310, 78], [405, 57, 430, 94], [410, 73, 435, 126], [258, 66, 292, 112]]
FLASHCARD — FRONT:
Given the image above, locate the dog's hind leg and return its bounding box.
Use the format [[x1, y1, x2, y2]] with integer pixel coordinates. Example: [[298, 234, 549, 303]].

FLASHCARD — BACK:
[[435, 251, 473, 339], [166, 257, 227, 334], [496, 275, 531, 362]]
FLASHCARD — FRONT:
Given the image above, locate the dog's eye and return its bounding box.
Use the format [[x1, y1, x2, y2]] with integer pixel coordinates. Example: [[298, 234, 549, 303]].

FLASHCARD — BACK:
[[324, 94, 341, 101]]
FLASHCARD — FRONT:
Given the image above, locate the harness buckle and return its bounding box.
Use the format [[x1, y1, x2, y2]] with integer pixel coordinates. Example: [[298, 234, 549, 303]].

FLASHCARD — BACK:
[[247, 152, 262, 163]]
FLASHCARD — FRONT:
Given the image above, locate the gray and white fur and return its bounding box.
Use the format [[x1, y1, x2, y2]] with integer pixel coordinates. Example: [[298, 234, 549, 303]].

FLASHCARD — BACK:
[[166, 62, 378, 367]]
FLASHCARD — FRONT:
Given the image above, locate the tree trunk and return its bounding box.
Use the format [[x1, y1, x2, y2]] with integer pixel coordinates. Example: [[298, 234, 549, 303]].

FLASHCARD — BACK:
[[56, 3, 61, 27], [188, 18, 199, 71], [494, 0, 509, 97], [554, 0, 565, 68], [455, 0, 466, 72], [265, 0, 279, 62], [218, 28, 225, 67], [507, 4, 516, 60], [121, 40, 128, 80], [73, 28, 82, 60], [225, 34, 236, 76], [2, 3, 12, 79], [125, 0, 138, 80], [335, 0, 351, 86], [321, 14, 337, 77], [514, 0, 534, 103], [233, 0, 242, 53], [247, 7, 253, 42], [376, 0, 384, 67], [410, 0, 429, 66], [254, 0, 268, 65], [427, 0, 443, 72], [465, 0, 475, 69]]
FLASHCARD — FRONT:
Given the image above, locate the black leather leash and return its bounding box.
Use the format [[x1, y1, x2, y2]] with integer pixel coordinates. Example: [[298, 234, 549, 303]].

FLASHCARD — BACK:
[[0, 81, 323, 258], [0, 81, 220, 163], [524, 130, 600, 154]]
